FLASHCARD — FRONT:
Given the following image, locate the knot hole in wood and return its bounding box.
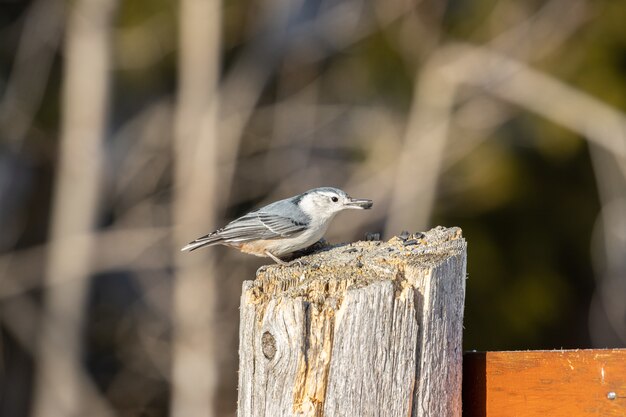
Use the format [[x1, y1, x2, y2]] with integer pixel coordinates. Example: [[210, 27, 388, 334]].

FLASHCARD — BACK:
[[261, 331, 276, 360]]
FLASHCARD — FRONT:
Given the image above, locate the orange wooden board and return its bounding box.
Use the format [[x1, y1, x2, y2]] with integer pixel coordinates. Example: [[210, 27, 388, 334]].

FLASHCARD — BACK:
[[463, 349, 626, 417]]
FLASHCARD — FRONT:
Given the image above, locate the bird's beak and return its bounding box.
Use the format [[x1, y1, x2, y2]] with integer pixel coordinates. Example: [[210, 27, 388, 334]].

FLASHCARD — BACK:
[[344, 197, 373, 209]]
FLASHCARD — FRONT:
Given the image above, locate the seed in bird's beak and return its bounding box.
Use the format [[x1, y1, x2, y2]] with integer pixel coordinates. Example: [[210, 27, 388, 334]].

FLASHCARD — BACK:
[[346, 198, 373, 209]]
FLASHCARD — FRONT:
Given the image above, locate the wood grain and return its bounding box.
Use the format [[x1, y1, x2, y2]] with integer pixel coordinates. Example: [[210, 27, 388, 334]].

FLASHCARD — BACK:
[[237, 226, 467, 417], [463, 349, 626, 417]]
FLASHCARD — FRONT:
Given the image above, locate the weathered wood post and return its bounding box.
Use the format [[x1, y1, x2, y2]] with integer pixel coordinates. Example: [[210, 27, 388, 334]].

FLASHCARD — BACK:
[[237, 226, 466, 417]]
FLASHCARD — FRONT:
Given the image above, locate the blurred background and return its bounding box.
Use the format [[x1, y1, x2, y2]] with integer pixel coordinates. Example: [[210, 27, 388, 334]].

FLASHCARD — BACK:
[[1, 0, 625, 416]]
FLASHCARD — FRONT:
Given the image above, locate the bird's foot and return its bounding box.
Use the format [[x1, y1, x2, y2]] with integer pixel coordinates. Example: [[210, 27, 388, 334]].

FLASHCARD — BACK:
[[287, 258, 308, 268], [265, 251, 289, 265], [264, 250, 309, 267]]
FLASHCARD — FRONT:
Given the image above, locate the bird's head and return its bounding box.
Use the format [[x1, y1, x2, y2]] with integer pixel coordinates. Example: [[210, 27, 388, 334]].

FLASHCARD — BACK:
[[297, 187, 373, 221]]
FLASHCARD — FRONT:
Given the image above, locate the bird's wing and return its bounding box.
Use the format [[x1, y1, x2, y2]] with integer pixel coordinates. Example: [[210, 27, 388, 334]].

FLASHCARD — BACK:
[[181, 198, 309, 251], [217, 202, 310, 243]]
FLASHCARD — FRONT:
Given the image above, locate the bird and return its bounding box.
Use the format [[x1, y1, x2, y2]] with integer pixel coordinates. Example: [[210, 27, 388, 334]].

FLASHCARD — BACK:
[[181, 187, 373, 264]]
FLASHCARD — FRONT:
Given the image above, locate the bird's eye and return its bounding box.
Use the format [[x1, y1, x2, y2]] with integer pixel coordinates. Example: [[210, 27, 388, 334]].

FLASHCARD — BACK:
[[331, 196, 338, 202]]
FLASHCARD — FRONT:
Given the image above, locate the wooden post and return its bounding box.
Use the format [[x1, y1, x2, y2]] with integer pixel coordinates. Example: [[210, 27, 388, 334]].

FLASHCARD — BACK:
[[237, 226, 467, 417]]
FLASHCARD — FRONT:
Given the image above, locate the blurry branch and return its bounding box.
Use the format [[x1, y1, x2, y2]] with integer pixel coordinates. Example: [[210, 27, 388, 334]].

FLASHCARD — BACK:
[[0, 103, 173, 296], [0, 0, 64, 145], [0, 227, 169, 299], [218, 0, 295, 204], [0, 292, 116, 417], [219, 0, 411, 204], [487, 0, 587, 61], [108, 100, 172, 217], [385, 58, 457, 234], [384, 0, 594, 234], [233, 0, 592, 238], [170, 0, 221, 416], [445, 44, 626, 162], [380, 0, 447, 63], [385, 42, 626, 233], [33, 0, 118, 416], [298, 0, 412, 54], [267, 73, 321, 186], [588, 151, 626, 344]]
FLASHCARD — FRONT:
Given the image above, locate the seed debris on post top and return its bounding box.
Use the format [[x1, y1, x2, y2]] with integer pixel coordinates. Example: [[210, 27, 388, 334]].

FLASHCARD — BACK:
[[248, 226, 464, 304]]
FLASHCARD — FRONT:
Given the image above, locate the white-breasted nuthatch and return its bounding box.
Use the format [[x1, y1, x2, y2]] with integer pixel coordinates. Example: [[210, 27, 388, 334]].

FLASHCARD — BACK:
[[181, 187, 373, 264]]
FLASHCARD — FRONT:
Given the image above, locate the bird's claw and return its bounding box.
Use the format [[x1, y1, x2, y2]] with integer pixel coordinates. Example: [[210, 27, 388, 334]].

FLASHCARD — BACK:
[[288, 259, 307, 268]]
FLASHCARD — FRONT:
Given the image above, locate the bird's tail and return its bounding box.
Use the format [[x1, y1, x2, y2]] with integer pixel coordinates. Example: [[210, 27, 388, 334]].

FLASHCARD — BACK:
[[180, 232, 223, 252]]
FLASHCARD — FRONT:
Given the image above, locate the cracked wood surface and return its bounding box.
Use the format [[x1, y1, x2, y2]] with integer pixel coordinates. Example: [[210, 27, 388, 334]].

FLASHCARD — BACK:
[[237, 226, 467, 417]]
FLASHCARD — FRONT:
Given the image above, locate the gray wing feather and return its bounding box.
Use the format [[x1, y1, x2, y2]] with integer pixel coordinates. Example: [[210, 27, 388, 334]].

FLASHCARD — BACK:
[[182, 196, 310, 251], [218, 199, 310, 243]]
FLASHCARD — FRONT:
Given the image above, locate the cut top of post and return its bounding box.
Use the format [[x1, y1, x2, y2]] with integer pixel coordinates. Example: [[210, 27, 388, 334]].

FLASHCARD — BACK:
[[249, 226, 466, 305]]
